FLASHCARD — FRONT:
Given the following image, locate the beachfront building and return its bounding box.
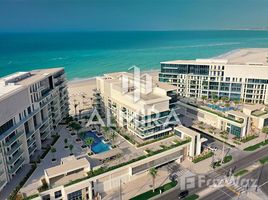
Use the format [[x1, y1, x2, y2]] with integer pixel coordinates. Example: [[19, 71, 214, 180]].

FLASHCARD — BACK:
[[0, 68, 69, 191], [159, 49, 268, 104], [96, 72, 179, 140], [159, 49, 268, 138]]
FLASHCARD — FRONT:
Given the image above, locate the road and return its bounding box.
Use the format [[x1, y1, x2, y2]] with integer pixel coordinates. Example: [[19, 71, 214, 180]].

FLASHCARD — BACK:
[[155, 146, 268, 200], [199, 187, 237, 200], [243, 163, 268, 196]]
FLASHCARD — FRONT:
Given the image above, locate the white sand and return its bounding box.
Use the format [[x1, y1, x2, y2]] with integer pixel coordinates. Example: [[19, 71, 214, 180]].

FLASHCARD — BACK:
[[67, 70, 160, 115], [67, 78, 97, 115]]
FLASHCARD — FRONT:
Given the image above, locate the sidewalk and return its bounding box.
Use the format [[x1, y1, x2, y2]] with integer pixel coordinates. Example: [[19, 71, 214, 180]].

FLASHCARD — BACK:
[[21, 125, 87, 196], [102, 167, 171, 200]]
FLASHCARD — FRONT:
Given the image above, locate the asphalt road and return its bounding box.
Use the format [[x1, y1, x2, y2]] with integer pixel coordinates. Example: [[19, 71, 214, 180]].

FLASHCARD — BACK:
[[243, 163, 268, 196], [155, 146, 268, 200], [199, 187, 237, 200]]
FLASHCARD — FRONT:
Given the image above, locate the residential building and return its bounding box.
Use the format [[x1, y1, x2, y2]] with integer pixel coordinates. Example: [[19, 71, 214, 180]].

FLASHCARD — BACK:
[[159, 48, 268, 104], [0, 68, 69, 191], [96, 72, 179, 140]]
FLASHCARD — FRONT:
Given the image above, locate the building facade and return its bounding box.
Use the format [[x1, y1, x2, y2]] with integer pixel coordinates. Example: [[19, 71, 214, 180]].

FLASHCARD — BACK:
[[159, 49, 268, 104], [0, 68, 69, 191], [96, 72, 179, 140]]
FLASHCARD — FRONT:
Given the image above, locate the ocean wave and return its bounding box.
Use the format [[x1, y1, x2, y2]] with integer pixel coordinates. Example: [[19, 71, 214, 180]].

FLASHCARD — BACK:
[[51, 57, 67, 61], [109, 42, 241, 53]]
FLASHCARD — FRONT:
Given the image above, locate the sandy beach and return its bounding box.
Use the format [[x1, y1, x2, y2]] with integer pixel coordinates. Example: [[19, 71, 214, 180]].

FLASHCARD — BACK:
[[67, 78, 97, 115], [67, 70, 160, 115]]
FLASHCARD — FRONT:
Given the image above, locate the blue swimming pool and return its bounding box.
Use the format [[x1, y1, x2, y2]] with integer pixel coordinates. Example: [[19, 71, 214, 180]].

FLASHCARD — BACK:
[[82, 131, 111, 154], [207, 104, 234, 112]]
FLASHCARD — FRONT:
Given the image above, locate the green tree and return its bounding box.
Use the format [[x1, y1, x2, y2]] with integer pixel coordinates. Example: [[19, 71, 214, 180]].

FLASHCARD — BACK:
[[86, 137, 94, 151], [69, 122, 82, 135], [69, 144, 74, 155], [262, 126, 268, 142], [149, 168, 158, 193], [51, 147, 56, 160], [102, 126, 110, 140], [110, 131, 118, 145], [64, 138, 68, 145]]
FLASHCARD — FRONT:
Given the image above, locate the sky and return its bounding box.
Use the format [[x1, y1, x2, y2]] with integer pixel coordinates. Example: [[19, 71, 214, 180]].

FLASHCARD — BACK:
[[0, 0, 268, 32]]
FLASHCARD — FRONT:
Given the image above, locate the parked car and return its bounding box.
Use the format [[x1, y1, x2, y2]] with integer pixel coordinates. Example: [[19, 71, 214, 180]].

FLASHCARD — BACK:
[[178, 190, 189, 199], [208, 146, 218, 152]]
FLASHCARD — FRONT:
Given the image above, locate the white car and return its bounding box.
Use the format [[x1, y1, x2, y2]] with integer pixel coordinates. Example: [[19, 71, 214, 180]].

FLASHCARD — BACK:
[[208, 146, 218, 152]]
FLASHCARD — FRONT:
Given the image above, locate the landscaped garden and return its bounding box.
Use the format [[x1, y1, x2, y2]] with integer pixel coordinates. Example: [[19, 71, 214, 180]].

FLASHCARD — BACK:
[[244, 139, 268, 151], [192, 151, 214, 163], [212, 155, 233, 168], [259, 156, 268, 164], [234, 169, 249, 177]]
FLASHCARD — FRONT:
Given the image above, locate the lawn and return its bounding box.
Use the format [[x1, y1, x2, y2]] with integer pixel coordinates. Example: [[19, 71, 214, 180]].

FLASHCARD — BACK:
[[184, 194, 199, 200], [244, 140, 268, 151], [234, 169, 249, 177], [130, 181, 177, 200], [212, 155, 232, 168], [259, 156, 268, 164]]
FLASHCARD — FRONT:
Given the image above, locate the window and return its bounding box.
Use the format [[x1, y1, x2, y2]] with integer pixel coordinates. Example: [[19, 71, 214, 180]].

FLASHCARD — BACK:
[[55, 190, 62, 198], [42, 195, 50, 200]]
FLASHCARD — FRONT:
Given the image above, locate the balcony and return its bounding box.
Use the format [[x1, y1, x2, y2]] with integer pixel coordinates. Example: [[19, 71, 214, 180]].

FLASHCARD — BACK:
[[40, 123, 49, 133], [41, 131, 50, 140], [29, 144, 37, 156], [6, 142, 22, 156], [5, 131, 24, 147], [7, 150, 23, 165], [27, 138, 35, 147], [8, 158, 24, 174]]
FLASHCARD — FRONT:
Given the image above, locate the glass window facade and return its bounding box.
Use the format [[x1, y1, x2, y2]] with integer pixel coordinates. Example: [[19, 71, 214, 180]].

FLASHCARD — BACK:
[[161, 64, 209, 75]]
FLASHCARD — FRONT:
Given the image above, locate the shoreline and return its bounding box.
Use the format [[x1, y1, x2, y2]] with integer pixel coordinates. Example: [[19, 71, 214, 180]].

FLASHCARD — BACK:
[[68, 69, 160, 85]]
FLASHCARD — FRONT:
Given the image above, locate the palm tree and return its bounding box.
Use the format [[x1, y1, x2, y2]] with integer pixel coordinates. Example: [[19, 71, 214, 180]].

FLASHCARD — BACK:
[[69, 122, 82, 135], [110, 131, 118, 145], [102, 126, 110, 140], [69, 144, 74, 155], [86, 137, 94, 151], [149, 168, 158, 193], [51, 147, 56, 161], [64, 138, 68, 148], [262, 126, 268, 142]]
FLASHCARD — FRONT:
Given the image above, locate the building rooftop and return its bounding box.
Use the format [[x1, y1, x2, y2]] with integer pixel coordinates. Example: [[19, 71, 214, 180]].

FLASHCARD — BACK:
[[161, 48, 268, 66], [16, 68, 64, 86], [0, 84, 23, 100], [45, 156, 90, 179]]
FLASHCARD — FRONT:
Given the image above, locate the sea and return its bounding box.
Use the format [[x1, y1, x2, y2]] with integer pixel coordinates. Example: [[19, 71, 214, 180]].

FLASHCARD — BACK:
[[0, 30, 268, 80]]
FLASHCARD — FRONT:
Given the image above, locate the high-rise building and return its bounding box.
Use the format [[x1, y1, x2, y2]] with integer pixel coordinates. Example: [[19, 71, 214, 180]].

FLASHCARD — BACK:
[[0, 68, 69, 191]]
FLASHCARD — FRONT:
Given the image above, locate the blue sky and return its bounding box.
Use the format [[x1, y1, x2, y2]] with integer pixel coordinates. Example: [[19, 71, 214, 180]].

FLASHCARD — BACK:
[[0, 0, 268, 32]]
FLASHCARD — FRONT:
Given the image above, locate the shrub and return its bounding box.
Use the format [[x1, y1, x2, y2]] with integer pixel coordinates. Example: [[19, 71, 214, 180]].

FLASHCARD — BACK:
[[192, 151, 214, 163]]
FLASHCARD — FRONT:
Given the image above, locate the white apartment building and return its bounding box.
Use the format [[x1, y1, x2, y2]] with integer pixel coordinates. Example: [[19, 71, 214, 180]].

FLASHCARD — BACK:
[[159, 48, 268, 104], [0, 68, 69, 191], [96, 72, 179, 140]]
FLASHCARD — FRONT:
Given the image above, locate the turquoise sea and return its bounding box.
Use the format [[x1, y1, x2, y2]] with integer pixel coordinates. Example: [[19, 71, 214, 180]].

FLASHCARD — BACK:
[[0, 31, 268, 80]]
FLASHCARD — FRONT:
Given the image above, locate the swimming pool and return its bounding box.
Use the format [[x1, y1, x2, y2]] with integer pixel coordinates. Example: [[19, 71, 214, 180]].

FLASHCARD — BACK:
[[82, 131, 111, 154], [207, 104, 234, 112]]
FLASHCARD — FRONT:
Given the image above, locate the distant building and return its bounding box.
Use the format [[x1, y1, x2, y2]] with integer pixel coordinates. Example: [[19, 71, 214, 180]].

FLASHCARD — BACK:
[[159, 48, 268, 104], [0, 68, 69, 191]]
